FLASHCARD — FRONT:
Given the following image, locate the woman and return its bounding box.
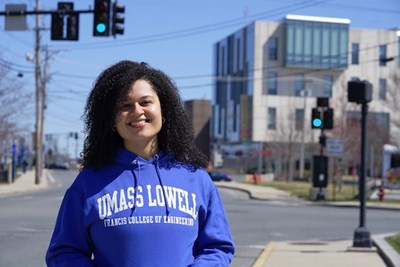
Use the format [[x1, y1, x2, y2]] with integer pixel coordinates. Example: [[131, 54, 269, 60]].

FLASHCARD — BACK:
[[46, 61, 235, 266]]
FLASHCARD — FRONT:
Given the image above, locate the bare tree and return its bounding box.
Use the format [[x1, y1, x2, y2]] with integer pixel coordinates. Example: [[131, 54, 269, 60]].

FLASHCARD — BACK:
[[0, 65, 33, 162], [267, 105, 302, 182], [386, 69, 400, 146]]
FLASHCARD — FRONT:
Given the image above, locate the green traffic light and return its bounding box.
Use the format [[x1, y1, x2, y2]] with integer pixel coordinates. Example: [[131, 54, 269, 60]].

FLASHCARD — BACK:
[[312, 118, 322, 128], [96, 23, 106, 33]]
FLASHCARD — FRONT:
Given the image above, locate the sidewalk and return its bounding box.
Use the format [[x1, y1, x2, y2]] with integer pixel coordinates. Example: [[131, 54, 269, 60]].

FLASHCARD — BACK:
[[252, 239, 395, 267], [0, 169, 49, 197], [215, 181, 400, 267]]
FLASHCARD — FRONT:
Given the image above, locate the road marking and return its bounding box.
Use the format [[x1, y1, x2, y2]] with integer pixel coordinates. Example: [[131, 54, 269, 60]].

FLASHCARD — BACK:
[[46, 172, 56, 183], [252, 242, 275, 267]]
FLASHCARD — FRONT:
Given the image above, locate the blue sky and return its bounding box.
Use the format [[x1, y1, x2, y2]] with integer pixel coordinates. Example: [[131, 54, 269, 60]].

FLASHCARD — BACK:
[[0, 0, 399, 156]]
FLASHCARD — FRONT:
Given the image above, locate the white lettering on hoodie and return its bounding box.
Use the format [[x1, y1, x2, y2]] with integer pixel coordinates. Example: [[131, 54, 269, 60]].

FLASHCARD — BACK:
[[97, 185, 198, 220]]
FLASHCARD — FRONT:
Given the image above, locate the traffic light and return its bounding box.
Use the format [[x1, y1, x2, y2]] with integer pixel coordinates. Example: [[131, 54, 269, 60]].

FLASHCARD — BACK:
[[311, 108, 322, 129], [93, 0, 111, 36], [51, 12, 64, 40], [347, 80, 372, 104], [112, 1, 125, 36], [51, 2, 79, 41], [311, 107, 334, 129], [323, 108, 334, 129]]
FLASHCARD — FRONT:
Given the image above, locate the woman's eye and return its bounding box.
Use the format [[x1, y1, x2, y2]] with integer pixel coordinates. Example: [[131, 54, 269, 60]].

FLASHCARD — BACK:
[[122, 104, 132, 110], [141, 100, 152, 106]]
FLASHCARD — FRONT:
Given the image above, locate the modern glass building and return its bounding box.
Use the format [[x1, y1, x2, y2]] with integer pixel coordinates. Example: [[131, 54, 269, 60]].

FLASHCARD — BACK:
[[212, 14, 399, 179]]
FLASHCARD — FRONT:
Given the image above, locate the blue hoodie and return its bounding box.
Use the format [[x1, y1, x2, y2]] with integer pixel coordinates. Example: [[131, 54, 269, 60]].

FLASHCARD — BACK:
[[46, 148, 235, 266]]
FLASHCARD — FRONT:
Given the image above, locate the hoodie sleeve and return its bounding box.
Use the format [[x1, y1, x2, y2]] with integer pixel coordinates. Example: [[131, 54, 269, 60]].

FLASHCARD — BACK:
[[46, 186, 95, 267], [190, 184, 235, 266]]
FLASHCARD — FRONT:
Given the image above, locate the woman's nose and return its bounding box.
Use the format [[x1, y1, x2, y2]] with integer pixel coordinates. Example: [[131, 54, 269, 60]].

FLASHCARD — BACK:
[[133, 103, 144, 115]]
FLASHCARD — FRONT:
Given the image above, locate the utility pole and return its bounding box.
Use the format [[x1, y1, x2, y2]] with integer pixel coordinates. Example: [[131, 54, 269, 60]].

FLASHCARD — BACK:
[[34, 0, 42, 185], [40, 45, 50, 170]]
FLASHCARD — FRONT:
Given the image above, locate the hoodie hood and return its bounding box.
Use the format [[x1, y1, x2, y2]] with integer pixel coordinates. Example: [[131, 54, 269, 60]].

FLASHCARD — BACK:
[[113, 147, 168, 167], [113, 147, 171, 216]]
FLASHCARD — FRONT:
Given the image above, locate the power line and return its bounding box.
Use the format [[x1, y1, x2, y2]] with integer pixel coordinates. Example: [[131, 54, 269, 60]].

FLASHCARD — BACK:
[[48, 0, 331, 50]]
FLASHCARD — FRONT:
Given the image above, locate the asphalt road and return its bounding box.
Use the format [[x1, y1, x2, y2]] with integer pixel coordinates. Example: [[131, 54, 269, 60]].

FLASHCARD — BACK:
[[0, 170, 398, 267]]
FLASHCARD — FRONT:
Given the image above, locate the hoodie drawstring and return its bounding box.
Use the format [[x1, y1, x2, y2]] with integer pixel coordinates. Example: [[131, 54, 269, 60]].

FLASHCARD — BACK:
[[130, 160, 140, 216], [154, 154, 170, 217], [130, 155, 170, 217]]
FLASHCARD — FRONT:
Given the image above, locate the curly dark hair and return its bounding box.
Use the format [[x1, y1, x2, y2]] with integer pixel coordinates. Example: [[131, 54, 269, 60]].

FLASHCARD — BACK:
[[81, 60, 209, 170]]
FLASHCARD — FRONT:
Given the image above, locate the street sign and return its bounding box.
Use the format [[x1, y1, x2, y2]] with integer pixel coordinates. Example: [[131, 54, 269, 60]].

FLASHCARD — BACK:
[[325, 137, 344, 157], [5, 4, 28, 31]]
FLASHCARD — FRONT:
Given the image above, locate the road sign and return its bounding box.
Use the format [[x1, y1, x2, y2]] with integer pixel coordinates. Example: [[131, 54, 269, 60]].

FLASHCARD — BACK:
[[325, 137, 344, 157], [5, 4, 28, 31]]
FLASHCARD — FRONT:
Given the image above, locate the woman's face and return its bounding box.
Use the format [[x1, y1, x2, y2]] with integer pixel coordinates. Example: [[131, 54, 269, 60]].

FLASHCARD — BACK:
[[115, 79, 163, 153]]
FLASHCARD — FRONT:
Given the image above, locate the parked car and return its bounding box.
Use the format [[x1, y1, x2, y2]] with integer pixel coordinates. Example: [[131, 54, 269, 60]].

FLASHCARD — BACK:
[[46, 162, 70, 170], [207, 171, 232, 182]]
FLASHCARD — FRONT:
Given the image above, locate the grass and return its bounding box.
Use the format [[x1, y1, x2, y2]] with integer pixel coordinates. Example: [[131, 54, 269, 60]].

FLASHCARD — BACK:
[[385, 233, 400, 254], [262, 180, 400, 203], [263, 181, 359, 201]]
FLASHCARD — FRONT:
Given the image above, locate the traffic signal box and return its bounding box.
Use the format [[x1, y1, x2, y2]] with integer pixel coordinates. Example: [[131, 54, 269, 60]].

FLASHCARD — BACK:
[[111, 2, 125, 36], [311, 98, 333, 130], [313, 155, 328, 188], [51, 2, 79, 41], [93, 0, 111, 36]]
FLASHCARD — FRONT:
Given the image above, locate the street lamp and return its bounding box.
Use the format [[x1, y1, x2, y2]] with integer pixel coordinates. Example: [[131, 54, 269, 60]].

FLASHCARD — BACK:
[[347, 79, 373, 248]]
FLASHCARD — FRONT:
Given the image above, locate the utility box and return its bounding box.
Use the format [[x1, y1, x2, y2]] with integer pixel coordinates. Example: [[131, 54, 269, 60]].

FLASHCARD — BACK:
[[312, 155, 328, 188]]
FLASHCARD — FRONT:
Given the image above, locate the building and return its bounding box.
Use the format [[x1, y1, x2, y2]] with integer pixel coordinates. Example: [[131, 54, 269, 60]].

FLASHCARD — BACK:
[[212, 14, 400, 179], [185, 99, 211, 159]]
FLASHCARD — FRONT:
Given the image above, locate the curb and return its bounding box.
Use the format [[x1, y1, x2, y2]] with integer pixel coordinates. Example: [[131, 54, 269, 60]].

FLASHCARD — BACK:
[[373, 233, 400, 267], [251, 242, 275, 267]]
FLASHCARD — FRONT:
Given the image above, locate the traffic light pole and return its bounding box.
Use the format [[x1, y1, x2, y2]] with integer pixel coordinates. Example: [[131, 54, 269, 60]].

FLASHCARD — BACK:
[[316, 129, 326, 201], [353, 101, 372, 247]]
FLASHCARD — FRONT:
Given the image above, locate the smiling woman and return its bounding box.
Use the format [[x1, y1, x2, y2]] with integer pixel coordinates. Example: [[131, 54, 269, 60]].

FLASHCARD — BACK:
[[46, 60, 235, 267]]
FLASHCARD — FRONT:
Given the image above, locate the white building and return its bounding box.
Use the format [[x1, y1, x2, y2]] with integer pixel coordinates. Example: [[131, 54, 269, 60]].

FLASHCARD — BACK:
[[212, 15, 400, 179]]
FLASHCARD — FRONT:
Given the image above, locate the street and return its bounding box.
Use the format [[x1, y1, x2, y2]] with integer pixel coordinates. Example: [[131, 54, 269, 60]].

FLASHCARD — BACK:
[[0, 170, 399, 267]]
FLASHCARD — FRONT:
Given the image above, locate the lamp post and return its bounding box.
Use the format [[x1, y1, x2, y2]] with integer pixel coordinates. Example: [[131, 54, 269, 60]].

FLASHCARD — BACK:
[[347, 80, 372, 248]]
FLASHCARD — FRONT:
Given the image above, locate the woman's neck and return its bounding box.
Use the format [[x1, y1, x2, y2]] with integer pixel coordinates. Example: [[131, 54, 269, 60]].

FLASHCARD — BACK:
[[124, 138, 158, 160]]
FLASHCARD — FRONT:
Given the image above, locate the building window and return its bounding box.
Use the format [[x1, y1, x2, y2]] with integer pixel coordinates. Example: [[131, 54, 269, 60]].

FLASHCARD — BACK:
[[323, 75, 333, 97], [284, 18, 349, 69], [295, 109, 304, 131], [398, 37, 400, 68], [351, 43, 359, 64], [268, 37, 278, 61], [379, 78, 386, 100], [266, 71, 277, 95], [295, 73, 304, 96], [379, 45, 387, 66], [268, 107, 276, 130]]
